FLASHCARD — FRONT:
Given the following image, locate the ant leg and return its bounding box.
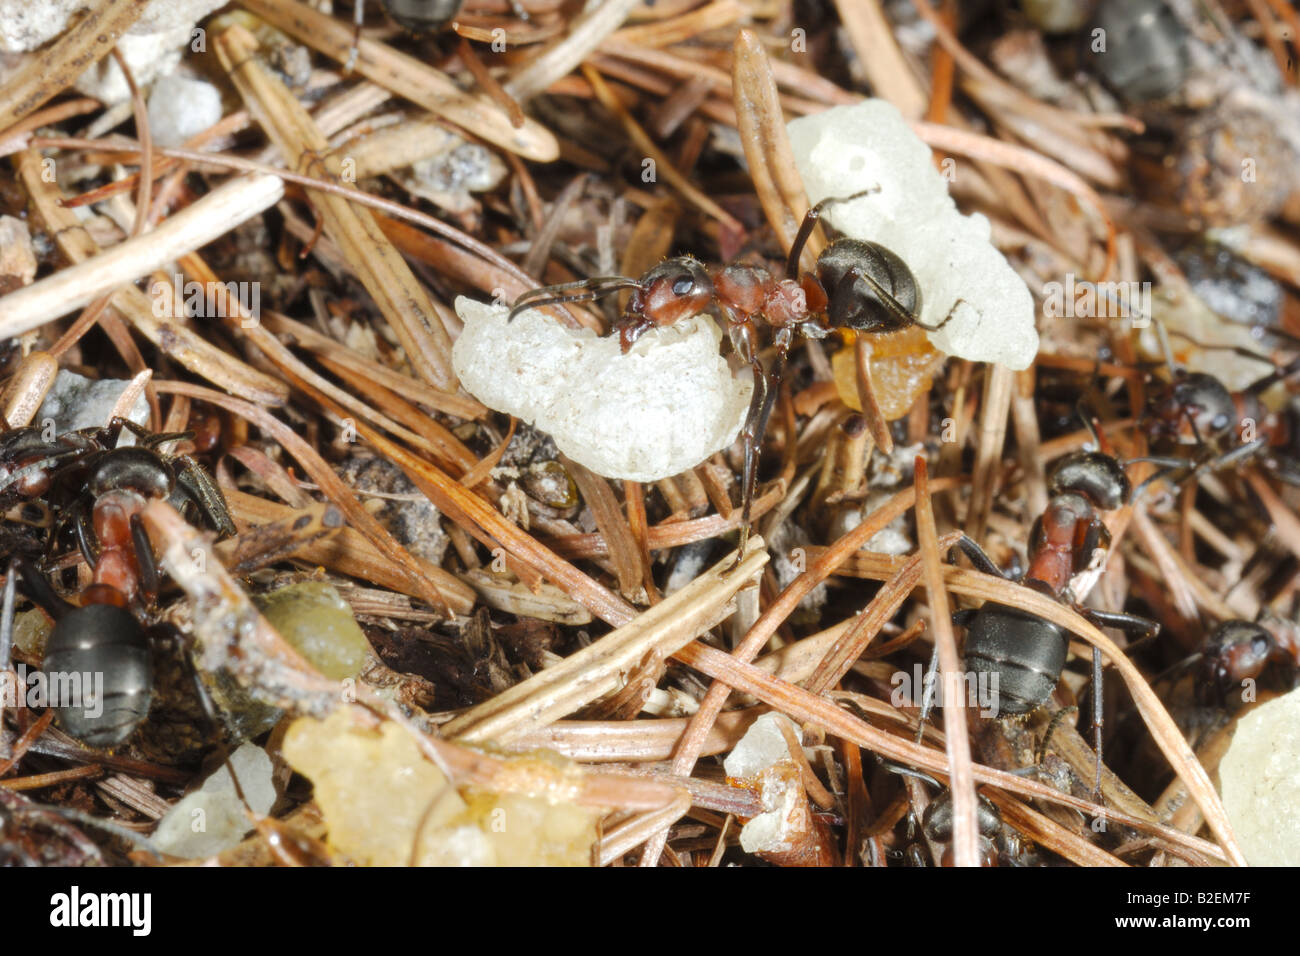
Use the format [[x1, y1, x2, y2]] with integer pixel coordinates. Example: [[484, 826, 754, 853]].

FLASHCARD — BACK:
[[1246, 351, 1300, 395], [109, 416, 193, 453], [785, 187, 882, 279], [1080, 609, 1159, 802], [1034, 704, 1079, 765], [833, 266, 916, 331], [174, 454, 237, 538], [948, 534, 1015, 580], [12, 558, 72, 620], [130, 514, 160, 606], [732, 344, 786, 569], [1130, 464, 1186, 504], [1082, 608, 1160, 642], [915, 297, 970, 333], [73, 506, 100, 569], [1199, 438, 1267, 475]]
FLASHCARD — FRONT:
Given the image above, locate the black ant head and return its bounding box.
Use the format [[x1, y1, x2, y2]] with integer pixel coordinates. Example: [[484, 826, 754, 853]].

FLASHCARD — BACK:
[[629, 258, 715, 326], [1145, 371, 1235, 443], [1048, 451, 1130, 510]]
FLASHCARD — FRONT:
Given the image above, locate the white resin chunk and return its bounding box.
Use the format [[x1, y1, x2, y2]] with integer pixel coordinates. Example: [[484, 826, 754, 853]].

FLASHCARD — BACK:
[[788, 100, 1039, 370], [151, 742, 276, 859], [724, 713, 813, 858], [147, 73, 223, 148], [452, 297, 753, 482], [1220, 686, 1300, 866]]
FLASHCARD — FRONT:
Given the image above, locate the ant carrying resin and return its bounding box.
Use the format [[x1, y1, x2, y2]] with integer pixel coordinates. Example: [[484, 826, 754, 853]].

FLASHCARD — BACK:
[[509, 191, 965, 560]]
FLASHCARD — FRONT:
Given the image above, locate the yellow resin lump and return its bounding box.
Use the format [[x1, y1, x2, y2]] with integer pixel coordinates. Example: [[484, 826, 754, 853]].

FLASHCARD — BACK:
[[283, 711, 599, 866]]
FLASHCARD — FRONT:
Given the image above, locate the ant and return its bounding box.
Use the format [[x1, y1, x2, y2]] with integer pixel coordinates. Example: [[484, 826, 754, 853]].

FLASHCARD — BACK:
[[0, 417, 235, 590], [2, 559, 153, 748], [935, 430, 1159, 797], [1196, 616, 1300, 706], [508, 191, 964, 561], [343, 1, 531, 71], [1136, 335, 1300, 493], [876, 762, 1035, 867], [0, 418, 235, 746]]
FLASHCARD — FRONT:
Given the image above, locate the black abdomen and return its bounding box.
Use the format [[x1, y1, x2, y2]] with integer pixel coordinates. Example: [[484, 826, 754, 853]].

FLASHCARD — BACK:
[[964, 604, 1069, 716]]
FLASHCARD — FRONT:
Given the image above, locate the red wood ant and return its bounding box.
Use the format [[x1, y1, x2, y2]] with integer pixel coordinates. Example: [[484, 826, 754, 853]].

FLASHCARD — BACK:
[[508, 192, 963, 560], [1197, 616, 1300, 706], [1, 417, 235, 599], [0, 417, 235, 747], [877, 762, 1035, 867], [938, 433, 1159, 797], [1137, 351, 1300, 494]]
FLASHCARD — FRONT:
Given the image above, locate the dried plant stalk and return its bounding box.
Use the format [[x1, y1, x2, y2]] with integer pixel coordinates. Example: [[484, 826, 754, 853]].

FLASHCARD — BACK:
[[213, 21, 459, 392], [0, 0, 148, 131], [443, 538, 767, 744], [732, 29, 813, 267], [914, 457, 979, 867], [236, 0, 558, 161], [7, 149, 289, 405]]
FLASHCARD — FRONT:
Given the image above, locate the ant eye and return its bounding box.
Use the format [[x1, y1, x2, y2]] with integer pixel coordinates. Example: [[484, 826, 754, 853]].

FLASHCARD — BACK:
[[672, 276, 695, 296]]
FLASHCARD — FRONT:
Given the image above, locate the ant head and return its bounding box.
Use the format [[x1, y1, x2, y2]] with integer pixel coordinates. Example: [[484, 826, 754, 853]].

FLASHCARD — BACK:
[[1048, 451, 1130, 510], [1145, 372, 1234, 442], [921, 790, 1003, 843], [629, 258, 715, 327], [1206, 620, 1274, 659], [1199, 620, 1276, 701]]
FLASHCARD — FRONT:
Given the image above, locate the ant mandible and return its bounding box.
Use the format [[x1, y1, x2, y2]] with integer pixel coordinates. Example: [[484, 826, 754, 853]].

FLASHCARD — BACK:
[[509, 190, 963, 561]]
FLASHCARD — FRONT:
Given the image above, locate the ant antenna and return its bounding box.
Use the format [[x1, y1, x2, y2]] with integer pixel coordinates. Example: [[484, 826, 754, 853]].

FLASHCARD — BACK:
[[785, 187, 881, 279], [507, 276, 642, 323], [873, 757, 941, 789], [1073, 401, 1116, 458], [1034, 705, 1079, 766]]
